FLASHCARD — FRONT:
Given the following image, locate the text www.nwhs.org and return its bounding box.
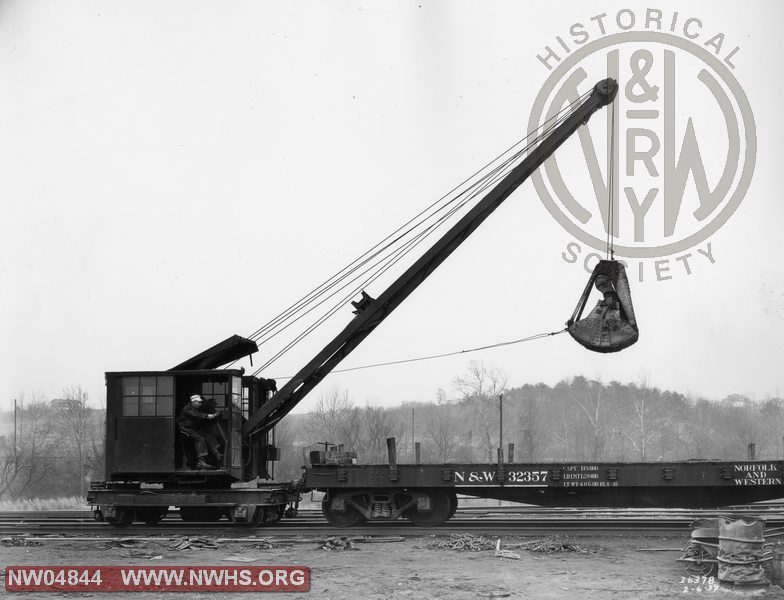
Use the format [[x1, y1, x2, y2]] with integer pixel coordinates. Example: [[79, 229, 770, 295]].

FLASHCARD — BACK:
[[5, 566, 310, 592]]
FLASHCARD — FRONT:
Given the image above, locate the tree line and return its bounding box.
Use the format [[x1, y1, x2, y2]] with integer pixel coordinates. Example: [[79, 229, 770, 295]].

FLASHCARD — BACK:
[[275, 362, 784, 481], [3, 365, 782, 498], [0, 387, 103, 501]]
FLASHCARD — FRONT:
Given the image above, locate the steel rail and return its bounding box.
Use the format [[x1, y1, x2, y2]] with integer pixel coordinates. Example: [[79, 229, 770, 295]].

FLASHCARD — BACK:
[[2, 502, 784, 521], [2, 512, 783, 538]]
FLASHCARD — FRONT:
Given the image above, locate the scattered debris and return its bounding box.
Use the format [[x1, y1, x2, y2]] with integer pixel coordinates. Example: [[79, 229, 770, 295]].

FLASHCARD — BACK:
[[12, 536, 175, 544], [243, 536, 403, 546], [170, 539, 190, 551], [168, 537, 219, 551], [510, 537, 597, 554], [107, 538, 139, 549], [0, 534, 403, 546], [494, 539, 520, 560], [430, 534, 496, 552], [1, 536, 40, 547], [429, 534, 587, 556], [321, 536, 356, 551], [248, 540, 276, 550]]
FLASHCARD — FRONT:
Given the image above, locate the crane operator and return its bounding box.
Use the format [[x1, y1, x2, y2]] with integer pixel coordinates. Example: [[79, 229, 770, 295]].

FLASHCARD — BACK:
[[177, 394, 223, 470]]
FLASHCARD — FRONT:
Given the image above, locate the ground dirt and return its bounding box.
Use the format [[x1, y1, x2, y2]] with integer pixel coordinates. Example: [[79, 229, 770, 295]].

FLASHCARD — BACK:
[[3, 533, 784, 599]]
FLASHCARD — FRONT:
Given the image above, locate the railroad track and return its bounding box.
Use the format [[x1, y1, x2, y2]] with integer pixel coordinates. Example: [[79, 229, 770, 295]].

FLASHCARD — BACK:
[[4, 502, 784, 521], [1, 504, 783, 538]]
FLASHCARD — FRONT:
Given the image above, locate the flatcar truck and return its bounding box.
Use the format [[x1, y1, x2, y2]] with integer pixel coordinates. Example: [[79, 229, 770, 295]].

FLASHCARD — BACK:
[[88, 79, 783, 527]]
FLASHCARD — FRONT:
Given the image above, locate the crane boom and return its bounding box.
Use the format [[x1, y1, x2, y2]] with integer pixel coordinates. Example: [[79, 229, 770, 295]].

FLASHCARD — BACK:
[[243, 78, 618, 438]]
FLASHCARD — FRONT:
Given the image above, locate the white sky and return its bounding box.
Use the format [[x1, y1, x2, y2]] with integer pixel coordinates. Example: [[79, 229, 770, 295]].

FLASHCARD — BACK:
[[1, 1, 782, 413]]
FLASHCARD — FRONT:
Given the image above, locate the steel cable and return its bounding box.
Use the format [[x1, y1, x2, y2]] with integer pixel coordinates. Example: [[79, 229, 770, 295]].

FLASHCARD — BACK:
[[236, 90, 591, 373]]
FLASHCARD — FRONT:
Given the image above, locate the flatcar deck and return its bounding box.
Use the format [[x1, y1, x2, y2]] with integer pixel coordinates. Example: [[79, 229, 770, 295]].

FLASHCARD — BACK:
[[305, 460, 783, 523]]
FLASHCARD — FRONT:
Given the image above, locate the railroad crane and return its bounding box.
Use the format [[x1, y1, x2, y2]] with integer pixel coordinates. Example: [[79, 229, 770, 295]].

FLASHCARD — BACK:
[[88, 78, 781, 527]]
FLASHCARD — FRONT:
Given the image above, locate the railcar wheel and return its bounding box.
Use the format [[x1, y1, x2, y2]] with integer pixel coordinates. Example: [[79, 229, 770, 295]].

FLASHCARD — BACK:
[[321, 499, 365, 527], [108, 507, 134, 528], [235, 506, 265, 527], [250, 506, 266, 526], [268, 504, 287, 523], [405, 490, 451, 527], [136, 507, 168, 525]]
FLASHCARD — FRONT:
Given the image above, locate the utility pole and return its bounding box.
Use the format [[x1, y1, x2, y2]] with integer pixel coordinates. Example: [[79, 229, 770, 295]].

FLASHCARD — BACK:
[[498, 394, 504, 461], [411, 406, 415, 461], [13, 398, 17, 458]]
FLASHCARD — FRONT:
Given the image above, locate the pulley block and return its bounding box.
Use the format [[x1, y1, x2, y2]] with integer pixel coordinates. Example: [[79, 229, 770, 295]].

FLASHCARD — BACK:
[[567, 260, 639, 353]]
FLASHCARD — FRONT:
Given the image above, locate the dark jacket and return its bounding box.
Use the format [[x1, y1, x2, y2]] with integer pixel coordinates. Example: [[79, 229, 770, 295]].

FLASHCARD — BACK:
[[177, 402, 211, 430]]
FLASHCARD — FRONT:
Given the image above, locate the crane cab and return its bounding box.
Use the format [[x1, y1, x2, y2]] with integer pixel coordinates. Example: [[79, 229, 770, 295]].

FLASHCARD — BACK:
[[104, 369, 278, 484]]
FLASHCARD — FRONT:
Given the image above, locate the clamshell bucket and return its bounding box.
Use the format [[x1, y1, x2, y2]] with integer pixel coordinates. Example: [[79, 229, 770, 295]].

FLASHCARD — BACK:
[[567, 260, 639, 353]]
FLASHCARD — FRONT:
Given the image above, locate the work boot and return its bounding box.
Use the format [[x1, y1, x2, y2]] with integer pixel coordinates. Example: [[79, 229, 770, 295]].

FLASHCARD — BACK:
[[196, 458, 212, 470]]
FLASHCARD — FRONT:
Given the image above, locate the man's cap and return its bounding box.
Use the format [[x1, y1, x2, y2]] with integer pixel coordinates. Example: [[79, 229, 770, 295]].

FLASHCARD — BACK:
[[190, 394, 202, 402]]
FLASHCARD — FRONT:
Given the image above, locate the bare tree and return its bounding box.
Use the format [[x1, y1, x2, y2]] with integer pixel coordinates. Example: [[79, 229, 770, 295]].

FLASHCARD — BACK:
[[436, 388, 448, 405], [724, 400, 766, 459], [0, 395, 57, 500], [546, 401, 574, 461], [682, 398, 718, 459], [570, 377, 609, 461], [342, 407, 364, 454], [622, 377, 666, 461], [362, 402, 401, 463], [516, 386, 547, 461], [58, 386, 94, 497], [270, 414, 304, 482], [454, 361, 508, 461], [760, 398, 784, 459], [427, 404, 461, 463], [304, 387, 353, 444], [304, 387, 362, 452]]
